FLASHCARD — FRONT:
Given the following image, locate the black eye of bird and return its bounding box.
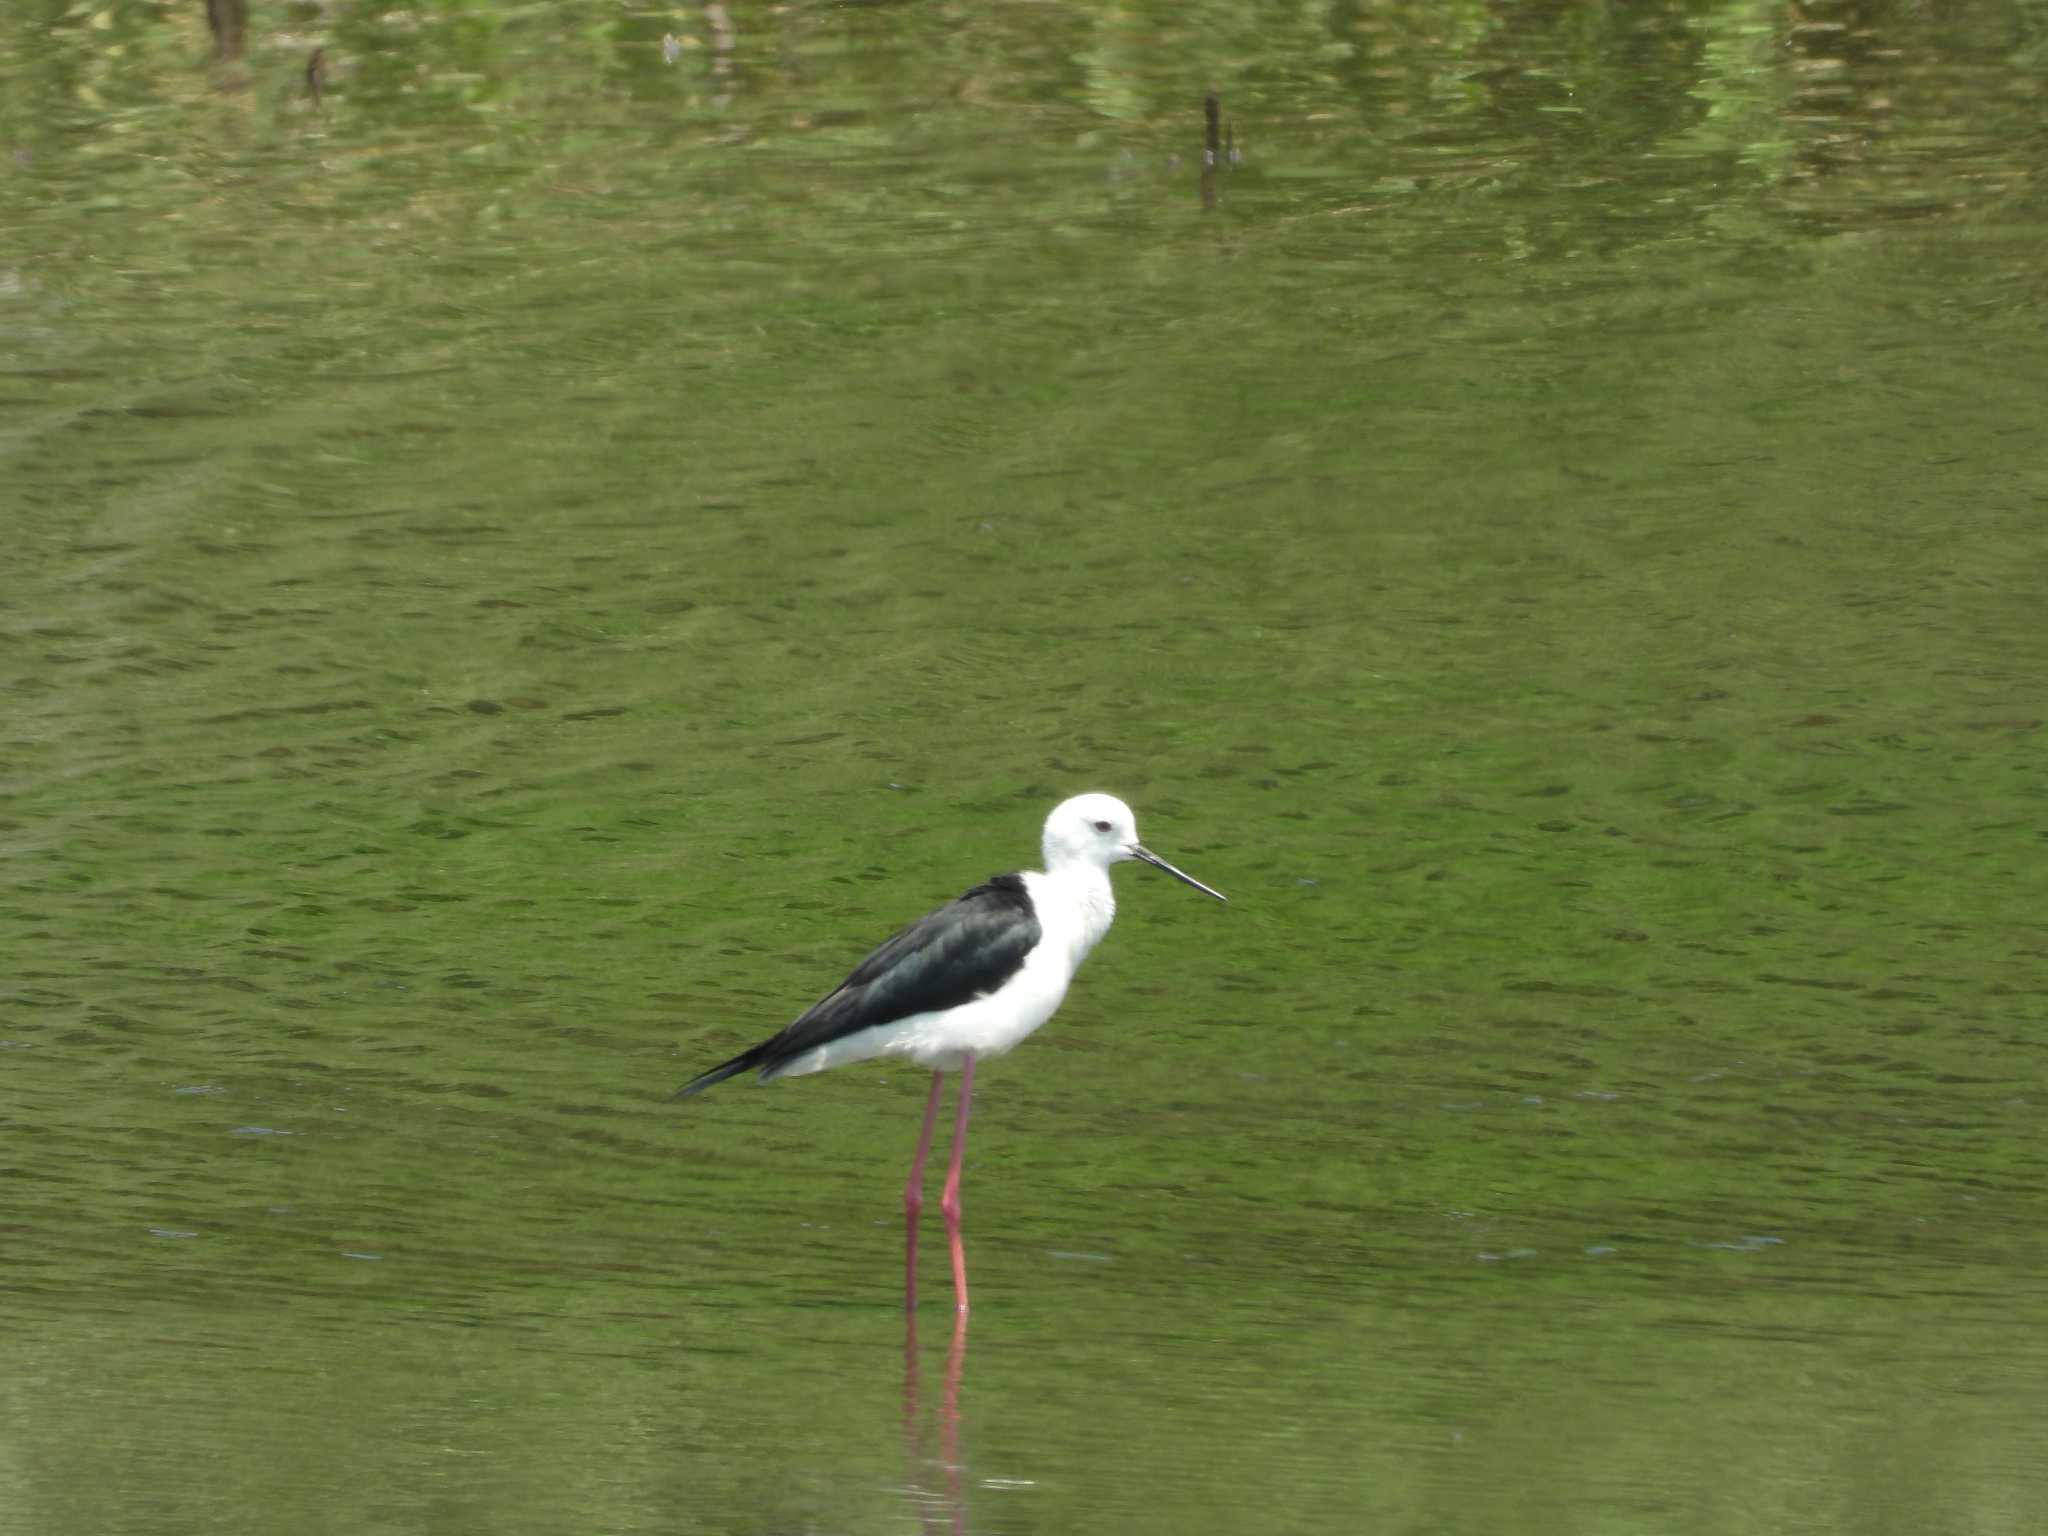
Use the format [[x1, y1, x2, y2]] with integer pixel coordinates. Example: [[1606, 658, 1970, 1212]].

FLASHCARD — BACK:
[[1092, 819, 1113, 833]]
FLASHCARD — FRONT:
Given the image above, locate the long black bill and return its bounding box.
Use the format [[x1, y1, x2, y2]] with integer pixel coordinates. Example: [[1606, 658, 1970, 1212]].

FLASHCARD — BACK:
[[1130, 844, 1227, 903]]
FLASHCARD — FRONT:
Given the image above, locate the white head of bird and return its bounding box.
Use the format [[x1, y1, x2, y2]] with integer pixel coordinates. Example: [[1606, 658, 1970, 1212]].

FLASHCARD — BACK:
[[1041, 793, 1228, 901]]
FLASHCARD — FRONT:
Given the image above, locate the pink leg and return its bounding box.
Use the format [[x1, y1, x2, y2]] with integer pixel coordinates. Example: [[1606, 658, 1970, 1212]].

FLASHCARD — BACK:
[[904, 1070, 945, 1312], [940, 1051, 977, 1316]]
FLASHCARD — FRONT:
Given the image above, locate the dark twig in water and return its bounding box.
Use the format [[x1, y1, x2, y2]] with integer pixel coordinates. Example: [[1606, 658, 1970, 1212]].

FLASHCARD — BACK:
[[1201, 92, 1224, 210]]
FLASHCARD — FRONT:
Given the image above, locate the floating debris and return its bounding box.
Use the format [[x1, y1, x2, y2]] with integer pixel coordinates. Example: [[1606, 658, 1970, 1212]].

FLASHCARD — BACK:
[[1694, 1234, 1785, 1253]]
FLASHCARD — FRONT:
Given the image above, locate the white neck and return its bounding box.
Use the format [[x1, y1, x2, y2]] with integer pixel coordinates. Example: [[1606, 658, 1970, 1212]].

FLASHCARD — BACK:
[[1032, 862, 1117, 966]]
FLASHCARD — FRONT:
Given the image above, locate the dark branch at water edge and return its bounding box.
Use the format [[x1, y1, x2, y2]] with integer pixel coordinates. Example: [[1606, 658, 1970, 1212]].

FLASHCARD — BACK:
[[207, 0, 246, 61]]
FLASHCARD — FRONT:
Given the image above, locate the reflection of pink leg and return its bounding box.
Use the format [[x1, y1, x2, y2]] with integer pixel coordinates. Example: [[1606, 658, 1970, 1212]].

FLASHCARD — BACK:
[[902, 1305, 971, 1534], [940, 1052, 977, 1316], [901, 1310, 925, 1472], [940, 1310, 968, 1531], [905, 1071, 945, 1312]]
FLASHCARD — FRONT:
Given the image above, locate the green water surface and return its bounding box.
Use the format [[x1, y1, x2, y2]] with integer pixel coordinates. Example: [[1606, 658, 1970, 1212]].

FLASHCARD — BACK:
[[3, 2, 2046, 1532]]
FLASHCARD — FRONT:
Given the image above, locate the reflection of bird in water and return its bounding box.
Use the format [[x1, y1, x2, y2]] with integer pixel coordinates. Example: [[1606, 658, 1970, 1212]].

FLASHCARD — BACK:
[[670, 794, 1225, 1315], [902, 1314, 970, 1534]]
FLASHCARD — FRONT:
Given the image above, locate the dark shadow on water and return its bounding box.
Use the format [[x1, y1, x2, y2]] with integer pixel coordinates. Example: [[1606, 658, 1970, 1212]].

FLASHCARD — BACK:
[[902, 1312, 970, 1534]]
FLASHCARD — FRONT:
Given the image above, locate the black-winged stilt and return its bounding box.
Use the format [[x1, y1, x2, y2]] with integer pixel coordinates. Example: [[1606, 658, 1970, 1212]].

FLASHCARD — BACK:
[[671, 792, 1225, 1314]]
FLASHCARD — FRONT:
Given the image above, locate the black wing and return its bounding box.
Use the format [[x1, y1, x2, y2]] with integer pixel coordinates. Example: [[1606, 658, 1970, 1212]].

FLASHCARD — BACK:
[[669, 874, 1040, 1100]]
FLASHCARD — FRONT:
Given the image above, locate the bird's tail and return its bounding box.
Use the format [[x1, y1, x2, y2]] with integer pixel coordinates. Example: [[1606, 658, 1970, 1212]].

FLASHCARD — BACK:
[[668, 1041, 774, 1102]]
